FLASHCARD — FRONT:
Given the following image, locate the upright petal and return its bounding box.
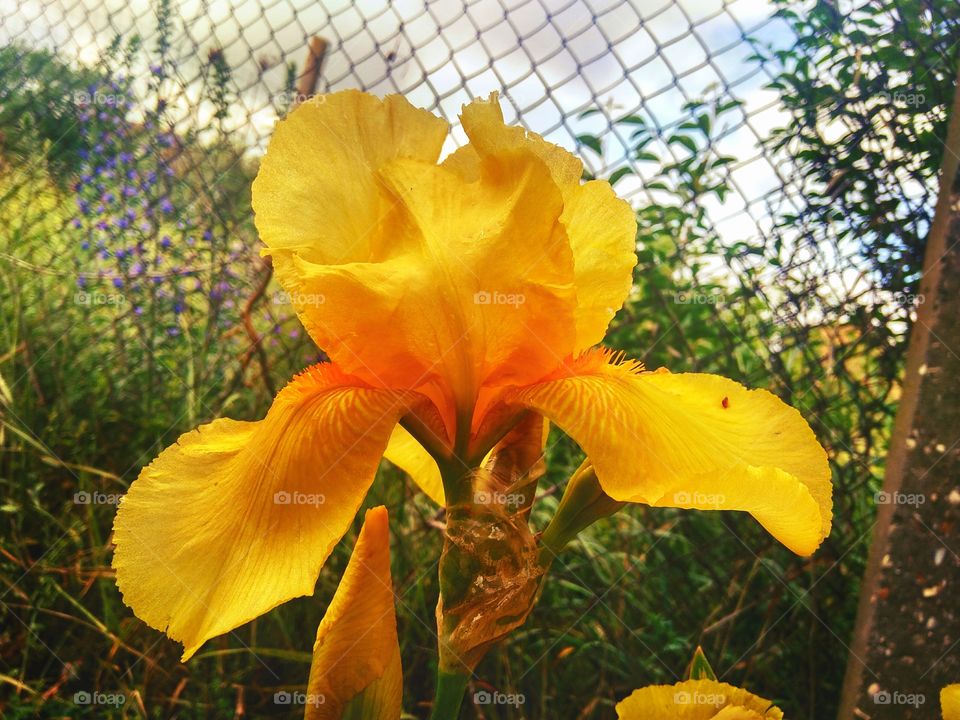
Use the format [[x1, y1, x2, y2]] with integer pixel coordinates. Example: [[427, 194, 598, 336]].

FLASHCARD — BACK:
[[511, 353, 832, 555], [305, 506, 402, 720], [444, 92, 584, 187], [279, 150, 578, 428], [445, 94, 637, 352], [112, 365, 411, 660], [252, 90, 447, 264], [252, 90, 450, 394]]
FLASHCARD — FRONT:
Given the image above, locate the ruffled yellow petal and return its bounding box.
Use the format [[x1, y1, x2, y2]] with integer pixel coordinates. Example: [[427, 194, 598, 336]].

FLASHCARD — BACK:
[[253, 90, 450, 396], [445, 94, 637, 351], [615, 679, 783, 719], [444, 93, 583, 187], [112, 365, 409, 660], [561, 180, 637, 348], [305, 506, 402, 720], [252, 90, 447, 264], [383, 425, 444, 506], [710, 705, 767, 719], [253, 91, 637, 436], [943, 685, 960, 720], [511, 354, 832, 555], [275, 149, 577, 429]]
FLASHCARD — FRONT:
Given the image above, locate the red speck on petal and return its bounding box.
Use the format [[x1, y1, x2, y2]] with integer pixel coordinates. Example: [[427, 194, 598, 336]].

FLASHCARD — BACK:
[[721, 396, 729, 409]]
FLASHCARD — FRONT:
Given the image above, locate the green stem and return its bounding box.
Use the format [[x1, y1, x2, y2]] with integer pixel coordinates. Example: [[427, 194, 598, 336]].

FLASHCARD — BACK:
[[429, 670, 470, 720], [538, 461, 625, 564]]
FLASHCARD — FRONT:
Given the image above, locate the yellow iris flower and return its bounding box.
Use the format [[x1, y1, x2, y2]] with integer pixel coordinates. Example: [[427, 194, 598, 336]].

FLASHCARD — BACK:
[[616, 679, 783, 719], [944, 685, 960, 720], [111, 90, 831, 662]]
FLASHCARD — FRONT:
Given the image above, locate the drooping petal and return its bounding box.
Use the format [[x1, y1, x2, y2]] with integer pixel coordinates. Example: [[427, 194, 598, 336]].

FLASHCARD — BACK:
[[445, 94, 637, 351], [383, 425, 444, 505], [305, 506, 402, 720], [511, 353, 832, 555], [276, 149, 577, 429], [615, 679, 783, 719], [112, 365, 411, 660], [943, 685, 960, 720]]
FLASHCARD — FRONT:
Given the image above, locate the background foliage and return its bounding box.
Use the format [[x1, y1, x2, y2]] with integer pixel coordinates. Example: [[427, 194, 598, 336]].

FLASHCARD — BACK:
[[0, 0, 957, 717]]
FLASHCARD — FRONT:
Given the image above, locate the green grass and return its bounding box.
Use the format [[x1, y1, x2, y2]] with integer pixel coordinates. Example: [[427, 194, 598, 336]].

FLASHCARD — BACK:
[[0, 128, 895, 719]]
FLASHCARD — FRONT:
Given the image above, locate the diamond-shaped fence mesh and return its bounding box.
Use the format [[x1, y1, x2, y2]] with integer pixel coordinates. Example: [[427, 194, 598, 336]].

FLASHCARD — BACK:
[[0, 0, 951, 717]]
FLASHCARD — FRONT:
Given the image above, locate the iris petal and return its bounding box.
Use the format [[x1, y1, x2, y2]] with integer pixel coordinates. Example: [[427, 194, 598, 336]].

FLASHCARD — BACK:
[[112, 364, 410, 659], [511, 353, 832, 555], [446, 94, 637, 350], [615, 679, 783, 719], [383, 425, 444, 505], [305, 506, 402, 720]]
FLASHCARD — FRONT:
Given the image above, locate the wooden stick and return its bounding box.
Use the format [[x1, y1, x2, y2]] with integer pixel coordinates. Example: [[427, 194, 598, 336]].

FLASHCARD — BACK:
[[237, 37, 329, 399]]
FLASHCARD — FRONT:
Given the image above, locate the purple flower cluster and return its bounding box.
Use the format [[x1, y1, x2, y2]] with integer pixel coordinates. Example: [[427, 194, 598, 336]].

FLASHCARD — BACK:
[[67, 56, 314, 370], [69, 72, 248, 340]]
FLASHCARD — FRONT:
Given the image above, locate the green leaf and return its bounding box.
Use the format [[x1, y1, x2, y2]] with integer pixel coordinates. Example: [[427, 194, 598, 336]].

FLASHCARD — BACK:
[[609, 166, 634, 185], [668, 134, 698, 154], [686, 647, 718, 681], [576, 134, 602, 156], [696, 113, 711, 136]]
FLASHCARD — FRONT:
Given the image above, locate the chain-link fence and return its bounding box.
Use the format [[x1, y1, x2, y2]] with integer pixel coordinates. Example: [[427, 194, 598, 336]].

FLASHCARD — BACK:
[[1, 0, 955, 717]]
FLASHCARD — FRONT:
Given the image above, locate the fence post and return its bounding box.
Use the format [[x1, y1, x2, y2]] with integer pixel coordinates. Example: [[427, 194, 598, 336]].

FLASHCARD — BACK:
[[838, 57, 960, 719]]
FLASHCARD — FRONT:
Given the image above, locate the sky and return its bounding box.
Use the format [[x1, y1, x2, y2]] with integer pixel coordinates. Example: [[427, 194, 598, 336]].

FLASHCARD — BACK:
[[6, 0, 792, 191], [3, 0, 886, 313]]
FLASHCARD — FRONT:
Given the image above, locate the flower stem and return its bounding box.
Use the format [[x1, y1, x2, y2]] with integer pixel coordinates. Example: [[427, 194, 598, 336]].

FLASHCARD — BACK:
[[429, 670, 470, 720], [538, 461, 625, 564]]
